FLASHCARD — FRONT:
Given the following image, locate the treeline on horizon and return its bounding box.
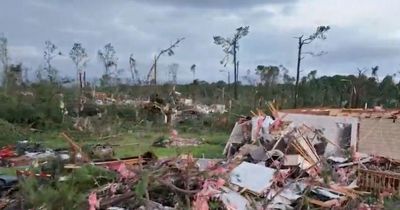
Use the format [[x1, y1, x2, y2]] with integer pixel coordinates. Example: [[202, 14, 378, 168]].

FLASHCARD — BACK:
[[4, 62, 399, 108], [1, 25, 399, 115]]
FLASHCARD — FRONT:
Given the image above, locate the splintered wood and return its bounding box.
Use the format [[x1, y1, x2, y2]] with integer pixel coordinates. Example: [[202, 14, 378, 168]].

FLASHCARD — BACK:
[[289, 126, 320, 166]]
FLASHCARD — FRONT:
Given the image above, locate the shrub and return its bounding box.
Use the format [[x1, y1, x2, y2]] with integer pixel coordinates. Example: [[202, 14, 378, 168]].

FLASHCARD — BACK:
[[19, 165, 116, 210], [0, 119, 25, 146]]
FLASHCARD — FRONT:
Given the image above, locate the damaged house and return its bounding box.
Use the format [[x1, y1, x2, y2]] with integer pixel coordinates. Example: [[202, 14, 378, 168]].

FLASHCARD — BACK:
[[279, 108, 400, 159]]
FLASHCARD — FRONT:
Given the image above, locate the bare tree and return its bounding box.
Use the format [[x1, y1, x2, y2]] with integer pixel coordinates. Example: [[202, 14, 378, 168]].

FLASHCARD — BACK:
[[213, 26, 249, 100], [69, 43, 88, 89], [0, 34, 9, 89], [98, 43, 118, 86], [294, 25, 330, 108], [146, 37, 185, 85], [242, 69, 256, 86], [168, 63, 179, 84], [190, 64, 196, 81], [43, 40, 62, 83], [129, 54, 141, 85]]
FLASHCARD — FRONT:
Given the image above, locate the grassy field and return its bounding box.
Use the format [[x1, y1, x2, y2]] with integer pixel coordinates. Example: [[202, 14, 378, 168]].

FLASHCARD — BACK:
[[32, 128, 229, 158], [0, 126, 229, 175]]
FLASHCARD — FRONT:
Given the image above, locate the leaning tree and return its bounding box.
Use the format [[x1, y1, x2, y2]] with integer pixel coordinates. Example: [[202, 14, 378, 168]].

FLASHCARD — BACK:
[[146, 38, 185, 85]]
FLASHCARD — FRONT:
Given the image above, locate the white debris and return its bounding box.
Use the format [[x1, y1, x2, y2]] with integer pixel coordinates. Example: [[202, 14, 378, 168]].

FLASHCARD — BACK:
[[219, 187, 249, 210], [230, 162, 275, 194], [328, 156, 348, 163]]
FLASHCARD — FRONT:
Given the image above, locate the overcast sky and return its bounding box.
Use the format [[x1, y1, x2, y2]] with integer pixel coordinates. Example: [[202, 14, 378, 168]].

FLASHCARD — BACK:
[[1, 0, 400, 83]]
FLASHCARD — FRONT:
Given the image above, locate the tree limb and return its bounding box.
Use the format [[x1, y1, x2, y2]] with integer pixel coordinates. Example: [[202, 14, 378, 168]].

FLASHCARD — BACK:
[[156, 178, 200, 194], [302, 51, 328, 57], [146, 37, 185, 83], [302, 38, 314, 45]]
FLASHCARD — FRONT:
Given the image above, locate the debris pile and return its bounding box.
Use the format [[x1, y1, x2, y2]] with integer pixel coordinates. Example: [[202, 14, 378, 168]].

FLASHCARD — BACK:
[[0, 140, 61, 167], [212, 109, 400, 209], [2, 109, 400, 209]]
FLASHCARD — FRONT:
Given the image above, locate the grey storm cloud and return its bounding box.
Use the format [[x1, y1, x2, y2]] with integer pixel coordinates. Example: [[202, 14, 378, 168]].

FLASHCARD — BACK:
[[1, 0, 400, 83], [138, 0, 296, 9]]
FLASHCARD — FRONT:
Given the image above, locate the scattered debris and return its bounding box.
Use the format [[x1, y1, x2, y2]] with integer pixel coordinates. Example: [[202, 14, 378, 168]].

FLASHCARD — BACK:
[[153, 130, 202, 147], [2, 107, 400, 209]]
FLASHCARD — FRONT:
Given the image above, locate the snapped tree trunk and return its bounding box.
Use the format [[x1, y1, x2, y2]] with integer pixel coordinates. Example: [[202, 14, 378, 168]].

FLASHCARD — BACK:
[[233, 41, 238, 100], [154, 56, 157, 85], [294, 37, 302, 108], [237, 60, 239, 97]]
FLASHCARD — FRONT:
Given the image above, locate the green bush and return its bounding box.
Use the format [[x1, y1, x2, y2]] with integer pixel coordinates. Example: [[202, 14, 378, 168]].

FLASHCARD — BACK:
[[20, 177, 84, 210], [0, 119, 25, 146], [109, 104, 138, 121], [19, 165, 116, 210], [0, 88, 63, 129]]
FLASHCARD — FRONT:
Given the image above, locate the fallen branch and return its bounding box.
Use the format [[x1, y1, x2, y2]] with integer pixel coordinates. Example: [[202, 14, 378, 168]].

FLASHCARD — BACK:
[[99, 191, 135, 208], [99, 134, 122, 140], [156, 178, 200, 194]]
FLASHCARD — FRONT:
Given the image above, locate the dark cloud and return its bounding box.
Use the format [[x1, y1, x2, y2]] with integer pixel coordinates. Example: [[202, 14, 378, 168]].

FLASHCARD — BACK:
[[0, 0, 399, 83], [135, 0, 296, 9]]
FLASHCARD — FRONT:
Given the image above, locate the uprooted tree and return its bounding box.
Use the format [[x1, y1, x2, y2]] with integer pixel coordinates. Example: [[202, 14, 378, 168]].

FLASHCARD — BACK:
[[294, 25, 330, 108], [146, 38, 185, 85], [214, 26, 249, 100]]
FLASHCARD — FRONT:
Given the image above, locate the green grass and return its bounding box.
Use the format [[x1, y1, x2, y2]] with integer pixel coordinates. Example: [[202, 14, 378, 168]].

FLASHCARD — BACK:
[[9, 127, 229, 159], [101, 129, 228, 158], [0, 166, 26, 175], [0, 126, 229, 175]]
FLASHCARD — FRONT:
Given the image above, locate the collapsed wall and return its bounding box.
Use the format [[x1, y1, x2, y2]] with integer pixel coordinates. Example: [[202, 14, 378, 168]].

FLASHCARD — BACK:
[[278, 112, 358, 157], [280, 108, 400, 159]]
